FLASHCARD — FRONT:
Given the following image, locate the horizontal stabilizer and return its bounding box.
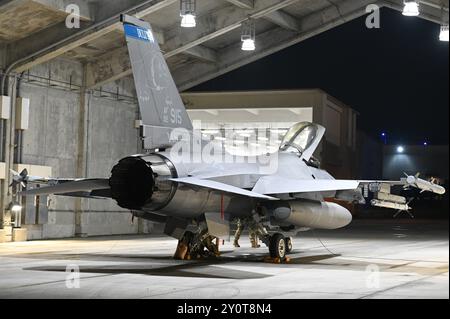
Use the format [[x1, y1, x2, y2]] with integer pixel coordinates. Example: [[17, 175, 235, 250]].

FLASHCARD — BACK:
[[170, 178, 278, 200], [19, 179, 110, 196], [253, 176, 359, 195]]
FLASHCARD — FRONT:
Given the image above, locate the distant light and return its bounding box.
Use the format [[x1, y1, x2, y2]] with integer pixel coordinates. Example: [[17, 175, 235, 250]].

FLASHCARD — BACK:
[[397, 146, 405, 153], [236, 129, 254, 135], [402, 1, 420, 16], [241, 39, 256, 51], [381, 132, 386, 137], [181, 14, 196, 28], [271, 129, 288, 135], [440, 25, 449, 42], [202, 129, 219, 135], [423, 141, 428, 146], [258, 137, 269, 142]]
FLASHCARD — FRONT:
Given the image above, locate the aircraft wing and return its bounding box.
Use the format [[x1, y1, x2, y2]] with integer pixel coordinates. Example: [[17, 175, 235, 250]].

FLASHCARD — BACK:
[[252, 175, 446, 197], [252, 176, 360, 195], [19, 179, 110, 196], [170, 177, 279, 200]]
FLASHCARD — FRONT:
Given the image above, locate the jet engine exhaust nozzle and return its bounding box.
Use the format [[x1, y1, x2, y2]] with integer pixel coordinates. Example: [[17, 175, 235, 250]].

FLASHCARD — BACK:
[[109, 157, 154, 210]]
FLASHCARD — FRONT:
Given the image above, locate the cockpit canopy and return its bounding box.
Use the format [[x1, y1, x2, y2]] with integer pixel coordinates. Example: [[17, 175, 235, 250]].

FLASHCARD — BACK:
[[279, 122, 326, 161]]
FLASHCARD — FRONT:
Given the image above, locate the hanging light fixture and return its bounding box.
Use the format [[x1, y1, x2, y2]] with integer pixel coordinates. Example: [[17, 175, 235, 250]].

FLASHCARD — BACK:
[[439, 7, 449, 42], [440, 24, 449, 41], [402, 0, 420, 16], [180, 0, 196, 28], [241, 19, 256, 51]]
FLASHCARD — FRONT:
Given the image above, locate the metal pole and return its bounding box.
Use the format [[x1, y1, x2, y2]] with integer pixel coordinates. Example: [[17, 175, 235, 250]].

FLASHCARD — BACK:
[[1, 75, 17, 233]]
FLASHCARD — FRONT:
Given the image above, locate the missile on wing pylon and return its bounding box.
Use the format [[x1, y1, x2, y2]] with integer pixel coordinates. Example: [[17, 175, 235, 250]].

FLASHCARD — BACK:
[[405, 173, 446, 195], [371, 199, 411, 211]]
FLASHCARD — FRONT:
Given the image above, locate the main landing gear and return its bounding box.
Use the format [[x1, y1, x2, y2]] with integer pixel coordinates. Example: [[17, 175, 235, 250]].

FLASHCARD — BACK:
[[267, 234, 293, 259]]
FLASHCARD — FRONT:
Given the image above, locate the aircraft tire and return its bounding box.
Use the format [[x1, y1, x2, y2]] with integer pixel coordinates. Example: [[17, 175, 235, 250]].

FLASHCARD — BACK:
[[285, 237, 293, 254], [269, 233, 286, 259]]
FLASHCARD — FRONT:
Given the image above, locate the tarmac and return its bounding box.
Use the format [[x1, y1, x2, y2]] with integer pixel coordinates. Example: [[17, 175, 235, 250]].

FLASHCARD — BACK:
[[0, 219, 448, 299]]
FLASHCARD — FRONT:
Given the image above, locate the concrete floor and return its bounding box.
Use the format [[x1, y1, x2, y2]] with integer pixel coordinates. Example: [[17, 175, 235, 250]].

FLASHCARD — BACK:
[[0, 220, 448, 299]]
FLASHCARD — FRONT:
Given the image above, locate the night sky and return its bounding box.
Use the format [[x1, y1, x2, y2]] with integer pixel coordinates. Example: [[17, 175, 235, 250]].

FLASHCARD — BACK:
[[191, 8, 449, 145]]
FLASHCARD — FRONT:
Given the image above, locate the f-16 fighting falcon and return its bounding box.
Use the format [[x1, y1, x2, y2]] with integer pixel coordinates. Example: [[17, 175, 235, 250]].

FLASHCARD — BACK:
[[15, 15, 446, 261]]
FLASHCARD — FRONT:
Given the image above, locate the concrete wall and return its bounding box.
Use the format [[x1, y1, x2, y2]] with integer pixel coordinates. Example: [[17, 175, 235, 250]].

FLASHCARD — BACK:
[[20, 60, 81, 239], [17, 58, 155, 239], [0, 44, 6, 69]]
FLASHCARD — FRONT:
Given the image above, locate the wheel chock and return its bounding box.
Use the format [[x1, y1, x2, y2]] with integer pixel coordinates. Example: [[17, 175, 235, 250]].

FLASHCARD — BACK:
[[173, 242, 189, 260], [263, 256, 291, 264]]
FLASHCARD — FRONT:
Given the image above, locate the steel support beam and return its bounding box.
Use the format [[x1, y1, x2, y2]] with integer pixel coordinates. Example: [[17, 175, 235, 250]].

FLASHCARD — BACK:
[[85, 0, 300, 87], [226, 0, 300, 31], [173, 0, 377, 91], [85, 42, 217, 88], [163, 0, 301, 58], [183, 46, 218, 63], [32, 0, 93, 20], [225, 0, 255, 9], [8, 0, 177, 73], [264, 10, 301, 31]]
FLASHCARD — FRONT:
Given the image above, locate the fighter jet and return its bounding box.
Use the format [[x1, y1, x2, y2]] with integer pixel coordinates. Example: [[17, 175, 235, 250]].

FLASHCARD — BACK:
[[17, 15, 446, 260]]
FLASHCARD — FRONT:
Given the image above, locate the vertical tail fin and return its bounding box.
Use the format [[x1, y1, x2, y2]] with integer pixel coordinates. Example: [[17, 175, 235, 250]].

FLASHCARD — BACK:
[[121, 15, 193, 150]]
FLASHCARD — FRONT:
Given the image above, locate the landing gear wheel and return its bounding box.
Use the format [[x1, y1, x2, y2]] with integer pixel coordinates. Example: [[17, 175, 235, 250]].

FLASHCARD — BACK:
[[269, 233, 286, 259], [285, 237, 293, 254]]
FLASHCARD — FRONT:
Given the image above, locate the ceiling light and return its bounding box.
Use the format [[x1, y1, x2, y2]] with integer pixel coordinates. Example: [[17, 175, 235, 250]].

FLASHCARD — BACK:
[[402, 1, 420, 16], [181, 14, 196, 28], [241, 19, 256, 51], [440, 25, 449, 42], [242, 39, 256, 51], [397, 146, 405, 153], [180, 0, 196, 28]]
